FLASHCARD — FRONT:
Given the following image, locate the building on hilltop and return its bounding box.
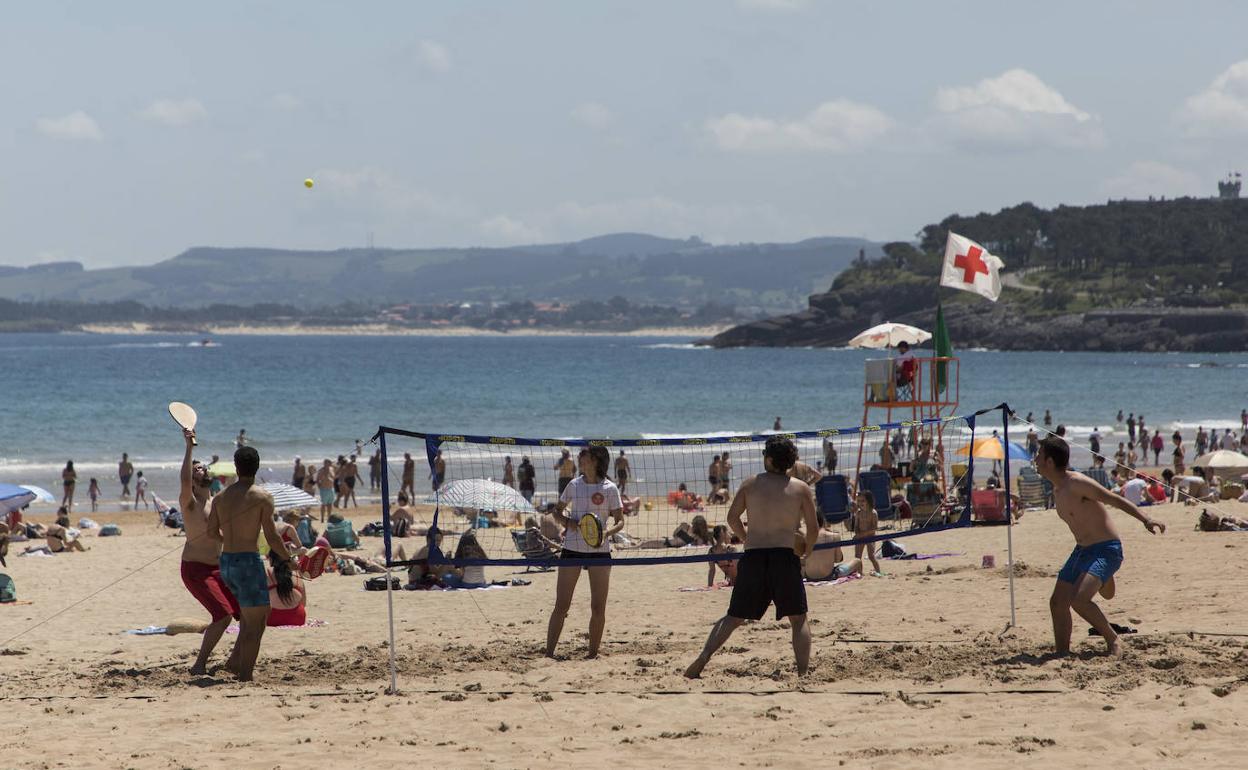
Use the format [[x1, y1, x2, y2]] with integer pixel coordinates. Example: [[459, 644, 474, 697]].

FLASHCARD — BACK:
[[1217, 172, 1241, 200]]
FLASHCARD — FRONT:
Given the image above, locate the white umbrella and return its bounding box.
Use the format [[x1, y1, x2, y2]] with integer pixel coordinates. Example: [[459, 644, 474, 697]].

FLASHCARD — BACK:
[[0, 484, 36, 514], [848, 322, 931, 350], [424, 478, 536, 514], [260, 482, 319, 512], [1192, 450, 1248, 479], [19, 485, 56, 503]]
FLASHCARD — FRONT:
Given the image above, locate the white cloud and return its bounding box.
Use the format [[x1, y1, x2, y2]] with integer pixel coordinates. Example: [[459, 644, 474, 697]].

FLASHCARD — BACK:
[[417, 40, 451, 73], [479, 215, 544, 244], [1179, 61, 1248, 135], [313, 167, 467, 219], [139, 98, 207, 126], [706, 99, 893, 152], [35, 111, 102, 141], [271, 92, 301, 111], [570, 101, 612, 130], [930, 69, 1100, 149], [1102, 161, 1203, 200], [737, 0, 807, 10]]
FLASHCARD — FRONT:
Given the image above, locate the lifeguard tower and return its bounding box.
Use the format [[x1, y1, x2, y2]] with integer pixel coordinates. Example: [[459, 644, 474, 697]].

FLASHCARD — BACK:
[[856, 350, 960, 525]]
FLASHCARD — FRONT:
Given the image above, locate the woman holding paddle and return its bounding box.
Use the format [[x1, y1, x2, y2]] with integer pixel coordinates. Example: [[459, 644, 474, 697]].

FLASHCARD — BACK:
[[545, 445, 624, 659]]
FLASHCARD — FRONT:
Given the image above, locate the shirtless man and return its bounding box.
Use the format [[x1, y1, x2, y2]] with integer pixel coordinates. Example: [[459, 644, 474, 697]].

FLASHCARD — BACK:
[[685, 436, 819, 678], [1036, 436, 1164, 657], [118, 452, 134, 501], [343, 454, 361, 508], [315, 459, 336, 521], [802, 512, 862, 582], [401, 453, 416, 501], [614, 450, 631, 494], [177, 427, 239, 675], [207, 447, 294, 681], [788, 457, 821, 486], [432, 451, 446, 492], [554, 449, 575, 495], [390, 492, 417, 537]]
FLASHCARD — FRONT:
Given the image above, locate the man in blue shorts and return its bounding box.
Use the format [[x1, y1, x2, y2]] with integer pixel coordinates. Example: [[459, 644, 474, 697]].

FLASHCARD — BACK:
[[1036, 435, 1165, 657], [685, 436, 820, 678]]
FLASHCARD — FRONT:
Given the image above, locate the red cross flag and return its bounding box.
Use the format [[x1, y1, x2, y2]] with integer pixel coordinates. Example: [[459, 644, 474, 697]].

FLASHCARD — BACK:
[[940, 232, 1004, 302]]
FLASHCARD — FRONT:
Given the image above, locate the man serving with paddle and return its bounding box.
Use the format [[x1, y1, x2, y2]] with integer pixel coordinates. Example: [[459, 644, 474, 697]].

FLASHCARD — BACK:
[[170, 402, 240, 675], [545, 446, 624, 659]]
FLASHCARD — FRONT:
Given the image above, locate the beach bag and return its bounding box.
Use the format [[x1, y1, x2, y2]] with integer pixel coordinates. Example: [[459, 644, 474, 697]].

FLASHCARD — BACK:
[[365, 576, 400, 591], [881, 539, 907, 558], [296, 517, 317, 548], [100, 524, 122, 537], [324, 519, 358, 550], [0, 573, 15, 603]]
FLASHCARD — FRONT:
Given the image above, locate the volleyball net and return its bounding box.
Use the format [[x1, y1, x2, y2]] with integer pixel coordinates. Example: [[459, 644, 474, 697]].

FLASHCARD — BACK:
[[373, 404, 1014, 568]]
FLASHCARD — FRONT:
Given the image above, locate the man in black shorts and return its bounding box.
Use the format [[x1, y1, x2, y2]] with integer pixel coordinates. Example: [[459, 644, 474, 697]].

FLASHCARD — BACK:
[[685, 436, 819, 678]]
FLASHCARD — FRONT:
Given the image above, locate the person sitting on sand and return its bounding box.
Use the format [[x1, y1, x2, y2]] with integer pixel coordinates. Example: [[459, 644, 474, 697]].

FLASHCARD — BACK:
[[46, 508, 87, 553], [706, 524, 738, 586], [265, 551, 306, 627], [391, 493, 417, 537], [1035, 435, 1164, 657], [524, 516, 561, 554], [440, 530, 489, 589], [850, 490, 882, 576], [407, 533, 446, 586], [802, 512, 862, 582], [670, 483, 704, 512]]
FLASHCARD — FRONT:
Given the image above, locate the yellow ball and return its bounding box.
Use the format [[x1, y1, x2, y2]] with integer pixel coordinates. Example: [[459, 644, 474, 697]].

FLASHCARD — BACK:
[[304, 178, 314, 189]]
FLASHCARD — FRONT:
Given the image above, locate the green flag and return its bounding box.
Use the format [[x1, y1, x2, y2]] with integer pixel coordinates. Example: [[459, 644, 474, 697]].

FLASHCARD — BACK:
[[934, 303, 953, 392]]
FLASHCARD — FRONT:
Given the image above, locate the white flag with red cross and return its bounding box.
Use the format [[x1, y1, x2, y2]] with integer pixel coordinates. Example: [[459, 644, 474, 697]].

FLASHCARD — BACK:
[[940, 232, 1004, 302]]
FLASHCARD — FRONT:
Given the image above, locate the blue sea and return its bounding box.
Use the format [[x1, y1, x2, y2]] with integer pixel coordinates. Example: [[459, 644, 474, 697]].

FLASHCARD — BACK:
[[1, 332, 1245, 497]]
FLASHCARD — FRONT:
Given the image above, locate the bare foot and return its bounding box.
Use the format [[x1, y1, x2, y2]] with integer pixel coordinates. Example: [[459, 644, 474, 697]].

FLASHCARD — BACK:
[[1099, 577, 1116, 600], [684, 656, 708, 679], [1105, 636, 1122, 657], [586, 651, 599, 660]]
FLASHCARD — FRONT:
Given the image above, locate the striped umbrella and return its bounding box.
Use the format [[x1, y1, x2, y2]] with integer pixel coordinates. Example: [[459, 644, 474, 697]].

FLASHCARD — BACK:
[[260, 482, 319, 512], [424, 478, 535, 513]]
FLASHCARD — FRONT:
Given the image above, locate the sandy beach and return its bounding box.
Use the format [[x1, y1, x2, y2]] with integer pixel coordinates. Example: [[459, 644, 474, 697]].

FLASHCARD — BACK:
[[4, 495, 1247, 769]]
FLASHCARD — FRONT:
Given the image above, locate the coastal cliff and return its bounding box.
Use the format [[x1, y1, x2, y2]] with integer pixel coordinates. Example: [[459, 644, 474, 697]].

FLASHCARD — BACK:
[[705, 198, 1248, 352]]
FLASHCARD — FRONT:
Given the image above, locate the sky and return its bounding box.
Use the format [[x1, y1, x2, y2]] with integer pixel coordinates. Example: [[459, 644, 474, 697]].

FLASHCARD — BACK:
[[4, 0, 1248, 268]]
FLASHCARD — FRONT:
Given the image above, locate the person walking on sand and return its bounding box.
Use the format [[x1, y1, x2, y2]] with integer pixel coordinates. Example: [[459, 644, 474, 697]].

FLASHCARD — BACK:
[[61, 460, 77, 510], [1034, 436, 1164, 657], [432, 450, 446, 492], [291, 457, 306, 491], [88, 478, 101, 512], [206, 446, 295, 682], [315, 459, 336, 521], [177, 427, 240, 675], [502, 456, 515, 488], [118, 452, 134, 502], [685, 436, 820, 678], [546, 446, 625, 659], [401, 452, 415, 501], [554, 449, 575, 496], [344, 454, 362, 507], [134, 471, 149, 509], [614, 450, 631, 495]]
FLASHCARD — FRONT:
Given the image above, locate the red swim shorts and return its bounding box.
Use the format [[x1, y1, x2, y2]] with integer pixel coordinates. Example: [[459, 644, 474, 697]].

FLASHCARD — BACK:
[[180, 560, 241, 622]]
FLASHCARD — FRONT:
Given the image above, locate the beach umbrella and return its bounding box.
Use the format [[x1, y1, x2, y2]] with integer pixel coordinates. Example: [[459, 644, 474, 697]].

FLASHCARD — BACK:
[[0, 483, 36, 514], [260, 482, 319, 512], [19, 484, 56, 503], [848, 322, 931, 350], [207, 461, 237, 478], [1192, 449, 1248, 478], [956, 436, 1031, 461], [424, 478, 536, 514]]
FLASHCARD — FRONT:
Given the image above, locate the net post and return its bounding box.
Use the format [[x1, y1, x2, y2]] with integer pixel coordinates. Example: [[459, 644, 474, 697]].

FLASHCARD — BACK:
[[379, 428, 398, 695], [1001, 406, 1017, 629]]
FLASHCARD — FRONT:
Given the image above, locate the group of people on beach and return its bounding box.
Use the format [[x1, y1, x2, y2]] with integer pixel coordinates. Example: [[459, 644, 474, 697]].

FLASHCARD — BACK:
[[55, 456, 148, 513]]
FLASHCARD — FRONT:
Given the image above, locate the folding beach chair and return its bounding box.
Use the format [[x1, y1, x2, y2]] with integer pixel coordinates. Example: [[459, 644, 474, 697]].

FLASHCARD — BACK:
[[511, 529, 556, 572], [814, 475, 851, 524], [972, 489, 1007, 522]]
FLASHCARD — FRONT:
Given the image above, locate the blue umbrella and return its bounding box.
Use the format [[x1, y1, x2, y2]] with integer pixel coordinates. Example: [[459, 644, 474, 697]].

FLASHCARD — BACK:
[[0, 483, 36, 514]]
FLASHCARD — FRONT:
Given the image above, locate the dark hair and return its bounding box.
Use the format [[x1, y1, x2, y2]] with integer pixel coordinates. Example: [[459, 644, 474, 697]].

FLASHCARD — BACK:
[[857, 489, 875, 510], [397, 492, 409, 504], [763, 436, 798, 473], [691, 515, 710, 542], [454, 529, 487, 560], [267, 551, 295, 603], [1038, 435, 1069, 470], [580, 446, 610, 480], [234, 446, 260, 477], [1161, 468, 1175, 482], [712, 523, 728, 541]]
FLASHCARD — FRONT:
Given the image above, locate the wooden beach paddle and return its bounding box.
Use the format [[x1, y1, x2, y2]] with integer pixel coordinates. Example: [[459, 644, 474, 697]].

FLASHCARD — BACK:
[[168, 401, 198, 445]]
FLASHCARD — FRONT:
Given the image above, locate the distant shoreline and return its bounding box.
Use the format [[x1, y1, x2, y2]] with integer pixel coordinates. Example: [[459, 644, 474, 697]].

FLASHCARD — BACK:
[[76, 322, 730, 338]]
